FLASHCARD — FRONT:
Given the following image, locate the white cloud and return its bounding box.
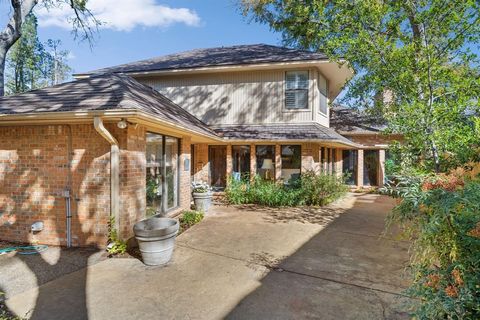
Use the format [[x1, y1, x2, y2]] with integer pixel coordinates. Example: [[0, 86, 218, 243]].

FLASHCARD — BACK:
[[35, 0, 201, 32]]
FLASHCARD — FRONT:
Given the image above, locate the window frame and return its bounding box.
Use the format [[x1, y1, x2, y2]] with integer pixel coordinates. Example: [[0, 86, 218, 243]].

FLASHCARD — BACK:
[[146, 132, 180, 216], [284, 70, 310, 111]]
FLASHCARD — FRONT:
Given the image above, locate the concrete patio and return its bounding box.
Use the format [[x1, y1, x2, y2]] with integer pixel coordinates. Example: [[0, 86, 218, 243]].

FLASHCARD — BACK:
[[3, 193, 412, 319]]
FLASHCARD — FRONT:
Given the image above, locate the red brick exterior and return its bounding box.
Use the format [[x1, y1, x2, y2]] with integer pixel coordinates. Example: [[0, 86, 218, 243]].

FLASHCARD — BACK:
[[0, 123, 192, 247]]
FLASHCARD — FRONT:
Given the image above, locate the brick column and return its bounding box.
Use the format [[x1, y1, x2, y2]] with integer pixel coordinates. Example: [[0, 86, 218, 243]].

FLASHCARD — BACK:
[[378, 149, 385, 187], [226, 144, 232, 180], [312, 144, 320, 173], [250, 144, 256, 180], [356, 149, 364, 187], [301, 143, 314, 172], [275, 144, 282, 181], [193, 143, 209, 183], [335, 149, 343, 177], [179, 136, 192, 210]]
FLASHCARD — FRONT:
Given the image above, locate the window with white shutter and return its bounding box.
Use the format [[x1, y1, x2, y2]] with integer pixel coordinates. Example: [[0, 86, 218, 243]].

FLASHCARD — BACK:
[[285, 71, 309, 109]]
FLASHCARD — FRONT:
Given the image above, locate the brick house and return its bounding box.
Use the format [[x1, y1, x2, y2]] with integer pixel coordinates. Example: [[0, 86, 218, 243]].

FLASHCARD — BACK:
[[0, 44, 395, 247]]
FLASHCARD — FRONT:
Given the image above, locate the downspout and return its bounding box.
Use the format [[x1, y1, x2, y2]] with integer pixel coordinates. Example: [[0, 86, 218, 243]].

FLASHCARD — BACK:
[[65, 125, 73, 247], [93, 117, 120, 233]]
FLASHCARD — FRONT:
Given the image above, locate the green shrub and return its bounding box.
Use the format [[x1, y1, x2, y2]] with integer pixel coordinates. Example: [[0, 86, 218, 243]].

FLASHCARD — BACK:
[[225, 170, 347, 207], [179, 210, 204, 233], [107, 216, 127, 255], [385, 171, 480, 319], [297, 171, 349, 206]]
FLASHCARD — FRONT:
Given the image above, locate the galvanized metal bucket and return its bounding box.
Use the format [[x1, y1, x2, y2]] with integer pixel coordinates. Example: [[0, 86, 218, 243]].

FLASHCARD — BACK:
[[192, 192, 212, 213], [133, 217, 179, 266]]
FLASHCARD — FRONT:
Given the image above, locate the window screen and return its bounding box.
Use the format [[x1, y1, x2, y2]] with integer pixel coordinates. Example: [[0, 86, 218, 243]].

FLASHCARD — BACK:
[[285, 71, 309, 109]]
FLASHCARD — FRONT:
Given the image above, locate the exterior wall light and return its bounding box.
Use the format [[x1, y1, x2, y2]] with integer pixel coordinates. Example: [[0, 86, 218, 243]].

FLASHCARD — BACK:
[[117, 119, 128, 129]]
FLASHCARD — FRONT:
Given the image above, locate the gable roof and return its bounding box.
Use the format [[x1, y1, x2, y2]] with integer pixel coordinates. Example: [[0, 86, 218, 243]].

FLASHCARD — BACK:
[[212, 123, 359, 148], [78, 44, 330, 76], [0, 73, 218, 139], [329, 105, 387, 134]]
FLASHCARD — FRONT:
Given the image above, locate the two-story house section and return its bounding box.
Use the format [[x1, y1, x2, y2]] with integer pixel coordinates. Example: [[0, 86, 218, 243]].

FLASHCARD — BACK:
[[77, 44, 386, 190], [0, 44, 394, 246]]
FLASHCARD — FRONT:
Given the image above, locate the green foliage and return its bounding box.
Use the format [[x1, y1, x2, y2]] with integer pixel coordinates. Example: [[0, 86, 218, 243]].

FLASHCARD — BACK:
[[241, 0, 480, 173], [107, 216, 126, 255], [179, 210, 204, 233], [225, 171, 347, 207], [5, 14, 73, 94], [385, 170, 480, 319]]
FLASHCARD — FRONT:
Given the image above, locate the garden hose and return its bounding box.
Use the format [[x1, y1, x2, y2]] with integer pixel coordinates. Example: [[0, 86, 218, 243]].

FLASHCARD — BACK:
[[0, 245, 48, 255]]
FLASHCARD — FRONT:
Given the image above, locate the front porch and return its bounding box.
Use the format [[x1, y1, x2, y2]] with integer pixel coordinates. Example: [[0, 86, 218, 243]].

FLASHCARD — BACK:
[[190, 142, 386, 190]]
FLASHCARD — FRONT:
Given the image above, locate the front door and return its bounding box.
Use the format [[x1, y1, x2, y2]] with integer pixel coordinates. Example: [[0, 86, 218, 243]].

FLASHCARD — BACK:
[[209, 145, 227, 190]]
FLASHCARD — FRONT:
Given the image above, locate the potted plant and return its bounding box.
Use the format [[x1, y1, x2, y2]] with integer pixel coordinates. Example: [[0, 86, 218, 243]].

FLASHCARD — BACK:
[[191, 181, 213, 213]]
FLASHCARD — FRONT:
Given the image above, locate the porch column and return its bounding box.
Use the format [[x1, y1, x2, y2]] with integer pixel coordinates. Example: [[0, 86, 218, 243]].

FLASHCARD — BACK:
[[301, 143, 314, 172], [335, 149, 343, 177], [250, 144, 256, 180], [378, 149, 386, 187], [179, 136, 192, 210], [356, 149, 364, 187], [194, 143, 209, 183], [275, 144, 282, 181], [226, 144, 232, 179]]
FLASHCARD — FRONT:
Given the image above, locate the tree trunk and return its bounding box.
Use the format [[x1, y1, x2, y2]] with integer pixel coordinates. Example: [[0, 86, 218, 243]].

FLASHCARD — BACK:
[[0, 47, 6, 96], [0, 0, 38, 96]]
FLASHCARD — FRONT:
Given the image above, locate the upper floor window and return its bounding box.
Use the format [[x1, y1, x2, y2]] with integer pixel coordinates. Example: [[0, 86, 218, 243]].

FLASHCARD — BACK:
[[285, 71, 309, 110]]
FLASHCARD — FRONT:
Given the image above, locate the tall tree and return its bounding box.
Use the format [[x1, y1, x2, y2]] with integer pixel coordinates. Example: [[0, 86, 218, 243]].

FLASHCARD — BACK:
[[241, 0, 480, 172], [5, 15, 73, 94], [5, 14, 43, 94], [0, 0, 99, 96]]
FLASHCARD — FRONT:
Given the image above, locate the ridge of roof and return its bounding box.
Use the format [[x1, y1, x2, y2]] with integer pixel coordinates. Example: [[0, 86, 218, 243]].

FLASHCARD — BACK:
[[77, 43, 330, 76]]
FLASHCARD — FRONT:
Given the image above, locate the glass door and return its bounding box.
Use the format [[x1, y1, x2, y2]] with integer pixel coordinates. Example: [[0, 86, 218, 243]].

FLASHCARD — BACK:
[[146, 132, 180, 215]]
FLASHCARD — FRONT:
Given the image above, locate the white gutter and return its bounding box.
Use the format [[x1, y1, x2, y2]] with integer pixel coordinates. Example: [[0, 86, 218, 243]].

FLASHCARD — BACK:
[[93, 117, 120, 232]]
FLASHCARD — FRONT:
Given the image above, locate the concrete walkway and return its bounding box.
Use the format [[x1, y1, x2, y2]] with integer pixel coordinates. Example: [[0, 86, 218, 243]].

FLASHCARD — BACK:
[[4, 193, 412, 320]]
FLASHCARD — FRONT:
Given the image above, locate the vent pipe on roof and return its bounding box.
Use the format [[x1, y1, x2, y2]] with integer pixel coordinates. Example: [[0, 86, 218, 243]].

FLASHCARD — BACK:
[[93, 117, 120, 234]]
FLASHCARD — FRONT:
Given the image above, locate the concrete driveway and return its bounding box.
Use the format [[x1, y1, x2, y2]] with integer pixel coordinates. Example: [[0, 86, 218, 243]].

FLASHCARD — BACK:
[[4, 193, 412, 319]]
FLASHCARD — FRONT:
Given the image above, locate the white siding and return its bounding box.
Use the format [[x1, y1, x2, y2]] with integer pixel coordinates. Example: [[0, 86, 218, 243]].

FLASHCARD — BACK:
[[136, 69, 329, 127]]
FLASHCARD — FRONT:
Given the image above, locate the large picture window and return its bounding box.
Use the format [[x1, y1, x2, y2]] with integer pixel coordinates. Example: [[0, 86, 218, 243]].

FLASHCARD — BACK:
[[232, 145, 250, 179], [281, 145, 301, 182], [146, 132, 179, 216], [285, 71, 309, 109], [342, 150, 357, 185], [256, 145, 275, 180]]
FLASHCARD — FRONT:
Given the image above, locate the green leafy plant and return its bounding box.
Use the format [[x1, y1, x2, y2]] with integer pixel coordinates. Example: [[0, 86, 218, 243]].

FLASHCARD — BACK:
[[107, 216, 127, 255], [225, 171, 347, 207], [179, 210, 204, 233], [384, 167, 480, 319]]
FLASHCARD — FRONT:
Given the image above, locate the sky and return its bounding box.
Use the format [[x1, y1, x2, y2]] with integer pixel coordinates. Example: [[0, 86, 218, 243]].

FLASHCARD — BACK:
[[0, 0, 282, 74]]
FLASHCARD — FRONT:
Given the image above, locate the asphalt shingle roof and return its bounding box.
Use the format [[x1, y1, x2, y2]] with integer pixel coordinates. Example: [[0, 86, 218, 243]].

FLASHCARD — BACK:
[[329, 105, 386, 134], [80, 44, 329, 75], [0, 73, 218, 138], [212, 123, 359, 147]]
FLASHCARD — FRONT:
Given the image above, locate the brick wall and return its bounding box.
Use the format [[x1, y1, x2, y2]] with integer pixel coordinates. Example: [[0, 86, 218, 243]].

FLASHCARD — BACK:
[[178, 136, 192, 210], [192, 143, 209, 182], [0, 123, 151, 247]]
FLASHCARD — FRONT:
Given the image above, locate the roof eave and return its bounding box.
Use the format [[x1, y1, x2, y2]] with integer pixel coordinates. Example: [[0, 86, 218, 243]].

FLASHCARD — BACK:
[[0, 109, 221, 142]]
